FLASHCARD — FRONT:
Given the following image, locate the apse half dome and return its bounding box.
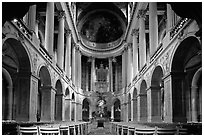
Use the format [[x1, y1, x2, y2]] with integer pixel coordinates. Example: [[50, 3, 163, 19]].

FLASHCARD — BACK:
[[80, 11, 124, 43]]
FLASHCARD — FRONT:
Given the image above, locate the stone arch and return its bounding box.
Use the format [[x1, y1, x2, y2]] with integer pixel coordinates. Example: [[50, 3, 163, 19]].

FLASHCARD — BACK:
[[191, 68, 202, 122], [139, 80, 147, 122], [55, 80, 63, 121], [38, 66, 53, 121], [113, 98, 121, 122], [133, 88, 138, 121], [2, 68, 13, 120], [64, 87, 71, 121], [170, 36, 201, 122], [2, 38, 32, 121], [150, 66, 164, 122], [82, 98, 91, 121]]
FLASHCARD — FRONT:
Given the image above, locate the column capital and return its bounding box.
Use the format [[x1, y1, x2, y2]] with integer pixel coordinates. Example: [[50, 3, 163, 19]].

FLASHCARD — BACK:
[[137, 9, 147, 19], [65, 29, 71, 37], [88, 56, 95, 62], [131, 28, 139, 36], [75, 44, 80, 50], [57, 10, 65, 21], [109, 57, 116, 63], [124, 43, 129, 50], [127, 43, 132, 48]]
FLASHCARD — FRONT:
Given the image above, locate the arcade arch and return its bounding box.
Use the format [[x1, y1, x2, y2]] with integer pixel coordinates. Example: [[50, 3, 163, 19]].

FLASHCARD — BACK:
[[150, 66, 164, 122], [139, 80, 147, 122], [2, 38, 31, 121], [171, 36, 201, 122]]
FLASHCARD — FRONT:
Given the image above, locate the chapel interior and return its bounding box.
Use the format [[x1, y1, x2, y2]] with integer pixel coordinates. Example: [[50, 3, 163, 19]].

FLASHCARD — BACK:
[[2, 2, 202, 135]]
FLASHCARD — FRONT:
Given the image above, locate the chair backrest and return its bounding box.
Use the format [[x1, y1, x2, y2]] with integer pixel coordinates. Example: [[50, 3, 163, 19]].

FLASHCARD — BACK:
[[128, 126, 135, 135], [135, 127, 156, 135], [178, 128, 188, 135], [69, 125, 76, 135], [59, 126, 69, 135], [39, 126, 60, 135], [18, 126, 39, 135], [155, 127, 177, 135], [122, 126, 128, 135]]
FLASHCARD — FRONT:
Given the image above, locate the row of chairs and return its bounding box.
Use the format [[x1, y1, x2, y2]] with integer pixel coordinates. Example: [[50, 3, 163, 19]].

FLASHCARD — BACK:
[[111, 122, 188, 135], [18, 122, 90, 135]]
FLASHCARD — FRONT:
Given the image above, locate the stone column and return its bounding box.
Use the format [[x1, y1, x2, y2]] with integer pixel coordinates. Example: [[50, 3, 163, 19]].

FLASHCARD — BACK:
[[79, 103, 82, 121], [111, 105, 114, 121], [163, 74, 173, 123], [65, 29, 71, 78], [28, 5, 36, 32], [149, 2, 158, 56], [167, 4, 173, 31], [115, 64, 118, 93], [127, 44, 133, 85], [138, 9, 147, 69], [45, 2, 54, 58], [86, 64, 89, 91], [78, 50, 82, 89], [132, 29, 139, 78], [89, 106, 92, 120], [122, 49, 127, 88], [109, 58, 113, 92], [75, 47, 79, 88], [191, 86, 198, 122], [30, 74, 39, 122], [91, 58, 95, 91], [57, 11, 65, 69], [72, 45, 76, 85]]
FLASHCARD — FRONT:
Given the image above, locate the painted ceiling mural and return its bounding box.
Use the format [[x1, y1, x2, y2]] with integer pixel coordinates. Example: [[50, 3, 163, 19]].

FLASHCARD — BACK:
[[81, 11, 123, 43]]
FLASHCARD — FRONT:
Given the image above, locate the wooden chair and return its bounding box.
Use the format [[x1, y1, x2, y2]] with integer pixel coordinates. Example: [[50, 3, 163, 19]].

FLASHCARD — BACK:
[[122, 125, 128, 135], [59, 126, 69, 135], [39, 126, 60, 135], [128, 126, 135, 135], [177, 127, 188, 135], [75, 124, 80, 135], [155, 126, 177, 135], [69, 125, 76, 135], [117, 124, 122, 135], [18, 126, 39, 135], [135, 127, 156, 135]]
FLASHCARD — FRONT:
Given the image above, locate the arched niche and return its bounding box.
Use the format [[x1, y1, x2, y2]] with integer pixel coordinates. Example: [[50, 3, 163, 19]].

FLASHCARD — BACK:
[[171, 36, 201, 122], [150, 66, 164, 122], [139, 80, 147, 122], [38, 66, 52, 121], [82, 98, 91, 121], [133, 88, 138, 121], [71, 93, 75, 121], [2, 38, 31, 121], [55, 80, 63, 121], [128, 93, 131, 121], [113, 98, 121, 122]]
